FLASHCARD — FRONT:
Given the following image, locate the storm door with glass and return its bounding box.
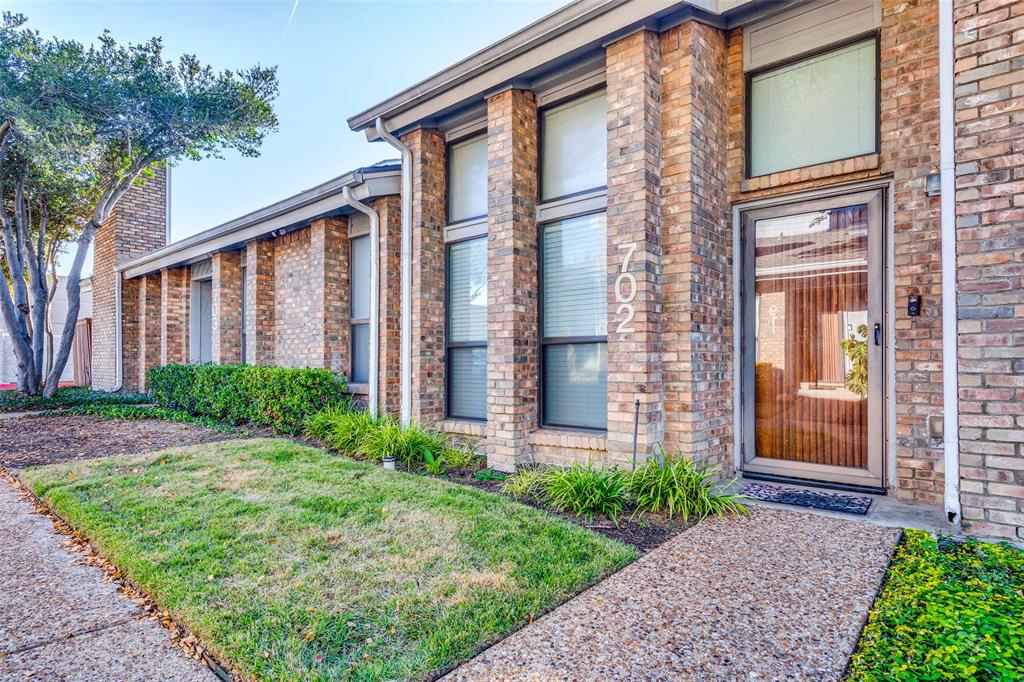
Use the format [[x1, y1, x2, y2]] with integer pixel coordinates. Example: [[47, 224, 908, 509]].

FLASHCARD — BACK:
[[741, 190, 885, 488]]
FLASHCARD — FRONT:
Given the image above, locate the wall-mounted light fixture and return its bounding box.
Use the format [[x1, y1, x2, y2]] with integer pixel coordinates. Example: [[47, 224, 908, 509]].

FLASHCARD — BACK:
[[926, 168, 941, 197]]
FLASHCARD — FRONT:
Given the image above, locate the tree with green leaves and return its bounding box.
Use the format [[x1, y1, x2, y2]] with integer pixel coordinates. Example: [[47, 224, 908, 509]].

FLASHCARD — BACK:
[[0, 12, 278, 395]]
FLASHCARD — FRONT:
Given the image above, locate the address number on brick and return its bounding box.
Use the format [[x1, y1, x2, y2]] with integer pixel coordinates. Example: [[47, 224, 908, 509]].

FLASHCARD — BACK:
[[616, 242, 638, 334]]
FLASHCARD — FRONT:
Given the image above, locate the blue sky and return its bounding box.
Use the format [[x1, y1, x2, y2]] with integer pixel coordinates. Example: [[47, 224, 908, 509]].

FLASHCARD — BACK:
[[3, 0, 562, 274]]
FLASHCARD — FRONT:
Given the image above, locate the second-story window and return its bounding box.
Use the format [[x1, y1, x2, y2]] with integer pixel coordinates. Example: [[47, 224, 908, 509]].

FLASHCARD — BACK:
[[350, 234, 370, 384], [448, 134, 487, 223], [541, 88, 607, 201]]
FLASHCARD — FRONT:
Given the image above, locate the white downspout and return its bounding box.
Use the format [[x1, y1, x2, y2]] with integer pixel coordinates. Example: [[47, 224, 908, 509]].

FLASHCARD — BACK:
[[342, 185, 380, 418], [375, 117, 413, 427], [939, 0, 961, 524], [112, 270, 123, 392]]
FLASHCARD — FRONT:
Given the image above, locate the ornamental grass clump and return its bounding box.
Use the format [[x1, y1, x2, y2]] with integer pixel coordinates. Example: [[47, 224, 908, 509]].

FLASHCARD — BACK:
[[500, 465, 549, 503], [358, 419, 447, 467], [627, 448, 747, 521], [325, 411, 384, 456], [543, 462, 628, 522]]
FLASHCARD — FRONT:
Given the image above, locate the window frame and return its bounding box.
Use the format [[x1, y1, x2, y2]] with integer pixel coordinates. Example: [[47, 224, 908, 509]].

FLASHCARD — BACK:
[[444, 234, 488, 422], [446, 132, 489, 227], [349, 234, 370, 385], [537, 207, 608, 433], [538, 86, 609, 205], [744, 32, 881, 180]]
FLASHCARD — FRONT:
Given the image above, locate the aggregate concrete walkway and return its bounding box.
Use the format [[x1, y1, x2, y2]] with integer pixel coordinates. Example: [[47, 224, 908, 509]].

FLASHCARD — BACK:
[[445, 508, 901, 682], [0, 479, 214, 681]]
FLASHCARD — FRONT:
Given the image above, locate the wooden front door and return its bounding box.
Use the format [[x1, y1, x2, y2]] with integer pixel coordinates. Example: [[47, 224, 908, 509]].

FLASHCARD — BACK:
[[740, 189, 885, 489]]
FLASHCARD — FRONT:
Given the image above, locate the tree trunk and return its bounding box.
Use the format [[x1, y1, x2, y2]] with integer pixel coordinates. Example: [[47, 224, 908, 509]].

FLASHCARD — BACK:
[[43, 222, 97, 396]]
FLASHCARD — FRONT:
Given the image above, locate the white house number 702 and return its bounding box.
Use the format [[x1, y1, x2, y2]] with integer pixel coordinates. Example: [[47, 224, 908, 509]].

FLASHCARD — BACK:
[[616, 242, 638, 334]]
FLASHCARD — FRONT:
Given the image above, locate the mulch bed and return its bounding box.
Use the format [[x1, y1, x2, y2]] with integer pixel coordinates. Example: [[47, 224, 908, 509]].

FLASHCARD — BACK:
[[0, 415, 244, 469]]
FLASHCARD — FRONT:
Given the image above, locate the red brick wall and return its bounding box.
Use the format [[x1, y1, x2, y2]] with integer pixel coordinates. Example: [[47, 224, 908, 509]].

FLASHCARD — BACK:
[[486, 88, 540, 471], [374, 196, 403, 416], [212, 250, 243, 365], [160, 266, 189, 365], [403, 128, 448, 424], [605, 30, 666, 466], [661, 21, 734, 471], [137, 273, 162, 389], [244, 240, 276, 365], [953, 0, 1024, 541], [92, 167, 167, 390], [310, 217, 349, 375]]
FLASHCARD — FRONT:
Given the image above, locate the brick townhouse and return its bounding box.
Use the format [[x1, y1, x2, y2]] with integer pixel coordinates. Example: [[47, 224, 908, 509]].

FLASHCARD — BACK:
[[93, 0, 1023, 540]]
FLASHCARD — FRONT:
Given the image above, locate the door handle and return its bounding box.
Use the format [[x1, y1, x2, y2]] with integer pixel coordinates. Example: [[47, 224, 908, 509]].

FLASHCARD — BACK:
[[873, 323, 881, 347]]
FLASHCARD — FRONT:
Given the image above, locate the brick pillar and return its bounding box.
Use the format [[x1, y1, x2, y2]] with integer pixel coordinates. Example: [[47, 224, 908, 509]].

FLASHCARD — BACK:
[[244, 240, 275, 365], [952, 0, 1024, 541], [211, 251, 243, 365], [403, 128, 447, 425], [660, 21, 733, 471], [605, 30, 665, 466], [120, 278, 141, 391], [91, 166, 167, 390], [880, 0, 945, 504], [486, 88, 539, 471], [309, 216, 349, 375], [160, 266, 189, 365], [136, 274, 162, 390], [374, 196, 403, 416]]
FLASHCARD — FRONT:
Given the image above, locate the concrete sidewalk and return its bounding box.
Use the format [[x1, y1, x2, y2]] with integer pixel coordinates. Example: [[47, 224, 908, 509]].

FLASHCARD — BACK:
[[445, 508, 901, 682], [0, 478, 214, 681]]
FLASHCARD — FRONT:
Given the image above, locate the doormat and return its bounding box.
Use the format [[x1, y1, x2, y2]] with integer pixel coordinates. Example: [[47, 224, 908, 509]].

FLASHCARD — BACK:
[[739, 483, 873, 516]]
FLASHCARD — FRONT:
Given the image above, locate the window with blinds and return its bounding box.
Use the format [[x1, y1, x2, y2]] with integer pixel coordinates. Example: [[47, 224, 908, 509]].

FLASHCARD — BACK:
[[447, 236, 487, 420], [541, 212, 607, 430], [749, 38, 878, 177], [350, 235, 370, 384], [448, 134, 488, 223], [541, 89, 607, 201]]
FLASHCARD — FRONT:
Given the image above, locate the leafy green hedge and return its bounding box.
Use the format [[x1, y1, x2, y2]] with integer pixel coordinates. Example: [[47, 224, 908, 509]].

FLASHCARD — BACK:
[[0, 387, 150, 413], [848, 529, 1024, 681], [148, 364, 349, 434]]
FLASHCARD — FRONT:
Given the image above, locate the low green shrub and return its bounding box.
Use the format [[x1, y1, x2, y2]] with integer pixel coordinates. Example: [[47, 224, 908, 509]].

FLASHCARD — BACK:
[[627, 449, 747, 521], [501, 465, 549, 503], [148, 364, 349, 434], [0, 387, 150, 413], [848, 530, 1024, 681], [543, 462, 628, 523]]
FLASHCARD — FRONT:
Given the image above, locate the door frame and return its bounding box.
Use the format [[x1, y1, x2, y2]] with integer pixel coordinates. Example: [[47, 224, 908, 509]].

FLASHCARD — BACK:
[[731, 180, 894, 490]]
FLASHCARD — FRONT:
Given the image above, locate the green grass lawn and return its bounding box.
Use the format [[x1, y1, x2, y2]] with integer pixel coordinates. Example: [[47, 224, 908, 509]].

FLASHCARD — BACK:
[[847, 529, 1024, 681], [24, 439, 636, 681]]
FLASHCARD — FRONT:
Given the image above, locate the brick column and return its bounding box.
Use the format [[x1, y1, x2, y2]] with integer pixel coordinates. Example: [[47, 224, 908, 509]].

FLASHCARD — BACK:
[[605, 30, 664, 466], [137, 274, 162, 389], [660, 21, 733, 471], [402, 128, 447, 425], [244, 240, 275, 365], [309, 216, 349, 376], [160, 266, 189, 365], [120, 277, 141, 391], [211, 250, 243, 365], [374, 196, 403, 416], [880, 0, 945, 504], [486, 88, 539, 471], [953, 0, 1024, 541]]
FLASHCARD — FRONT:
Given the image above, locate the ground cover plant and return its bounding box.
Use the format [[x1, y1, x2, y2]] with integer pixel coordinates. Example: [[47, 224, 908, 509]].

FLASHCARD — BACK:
[[0, 387, 149, 413], [51, 404, 238, 432], [149, 364, 348, 434], [24, 439, 636, 681], [847, 529, 1024, 681]]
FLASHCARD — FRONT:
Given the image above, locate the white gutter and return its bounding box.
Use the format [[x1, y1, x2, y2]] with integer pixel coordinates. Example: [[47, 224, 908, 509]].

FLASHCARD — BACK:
[[376, 117, 413, 427], [342, 185, 380, 418], [939, 0, 960, 524]]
